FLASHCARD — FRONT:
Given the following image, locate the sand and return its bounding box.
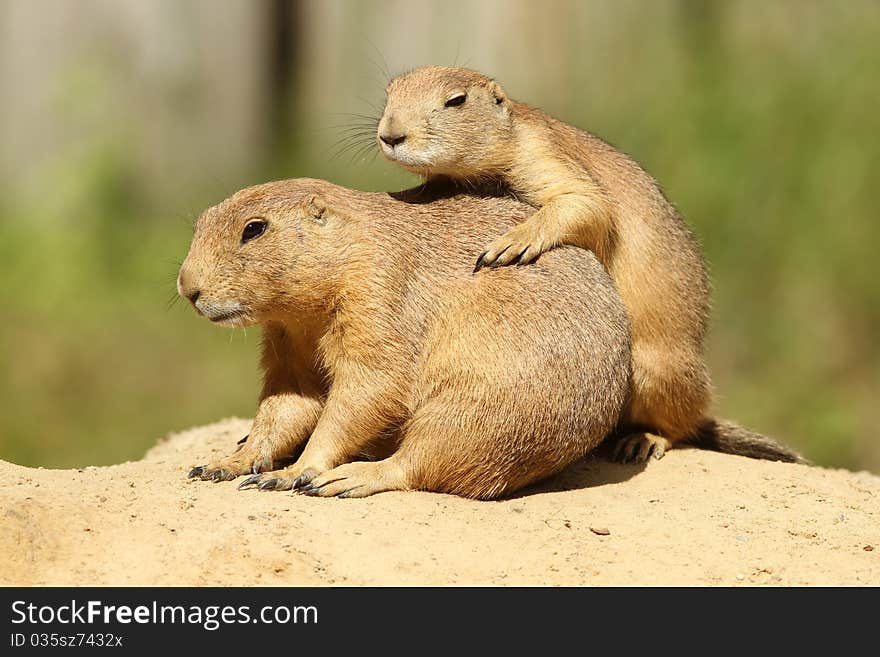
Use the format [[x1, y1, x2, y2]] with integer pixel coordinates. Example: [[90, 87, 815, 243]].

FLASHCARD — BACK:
[[1, 417, 877, 586]]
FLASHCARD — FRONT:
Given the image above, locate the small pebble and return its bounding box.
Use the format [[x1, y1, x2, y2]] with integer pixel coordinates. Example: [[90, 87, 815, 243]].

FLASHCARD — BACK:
[[590, 527, 610, 536]]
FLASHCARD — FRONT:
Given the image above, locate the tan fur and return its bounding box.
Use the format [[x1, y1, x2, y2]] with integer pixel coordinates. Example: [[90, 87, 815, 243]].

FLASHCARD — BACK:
[[378, 66, 713, 458], [178, 178, 633, 499]]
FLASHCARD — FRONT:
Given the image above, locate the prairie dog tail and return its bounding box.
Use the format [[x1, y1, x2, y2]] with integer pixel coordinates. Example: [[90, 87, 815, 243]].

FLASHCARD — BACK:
[[687, 418, 808, 464]]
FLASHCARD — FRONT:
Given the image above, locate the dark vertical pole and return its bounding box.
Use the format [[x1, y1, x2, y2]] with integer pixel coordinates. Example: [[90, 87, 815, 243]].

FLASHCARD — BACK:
[[268, 0, 298, 153], [677, 0, 723, 76]]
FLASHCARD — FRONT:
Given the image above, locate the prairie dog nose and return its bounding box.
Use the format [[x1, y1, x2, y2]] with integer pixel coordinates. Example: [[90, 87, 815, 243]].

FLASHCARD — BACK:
[[380, 132, 406, 147], [177, 266, 201, 305]]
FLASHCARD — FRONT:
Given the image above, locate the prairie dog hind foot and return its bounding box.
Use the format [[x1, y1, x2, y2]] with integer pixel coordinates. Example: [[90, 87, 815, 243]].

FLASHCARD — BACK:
[[612, 432, 671, 463], [237, 458, 409, 498], [298, 459, 411, 498], [237, 461, 325, 492]]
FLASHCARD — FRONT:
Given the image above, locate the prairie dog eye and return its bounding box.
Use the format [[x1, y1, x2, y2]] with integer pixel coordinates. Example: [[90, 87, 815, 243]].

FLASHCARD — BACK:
[[444, 93, 467, 108], [241, 220, 268, 243]]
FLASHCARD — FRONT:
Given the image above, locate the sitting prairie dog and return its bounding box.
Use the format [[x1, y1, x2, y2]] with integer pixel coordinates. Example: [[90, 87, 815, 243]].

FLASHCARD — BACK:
[[178, 178, 633, 499], [377, 66, 714, 462]]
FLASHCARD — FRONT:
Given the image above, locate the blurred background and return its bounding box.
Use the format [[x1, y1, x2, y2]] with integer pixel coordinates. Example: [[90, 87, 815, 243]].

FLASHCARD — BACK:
[[1, 0, 877, 471]]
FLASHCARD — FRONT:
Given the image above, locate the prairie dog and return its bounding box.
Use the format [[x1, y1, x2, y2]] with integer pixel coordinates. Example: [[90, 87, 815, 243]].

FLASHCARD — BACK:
[[178, 178, 633, 499], [377, 66, 713, 461]]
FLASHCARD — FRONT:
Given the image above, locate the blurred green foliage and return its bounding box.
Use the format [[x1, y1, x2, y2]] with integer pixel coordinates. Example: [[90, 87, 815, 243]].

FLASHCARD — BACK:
[[0, 1, 877, 471]]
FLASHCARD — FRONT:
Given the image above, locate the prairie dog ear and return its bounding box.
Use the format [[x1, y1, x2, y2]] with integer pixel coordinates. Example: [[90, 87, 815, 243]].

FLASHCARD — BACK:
[[304, 194, 328, 225], [487, 80, 507, 105]]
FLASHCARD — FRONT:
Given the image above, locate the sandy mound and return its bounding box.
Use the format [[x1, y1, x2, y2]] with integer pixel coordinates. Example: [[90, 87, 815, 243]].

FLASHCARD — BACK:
[[1, 418, 877, 586]]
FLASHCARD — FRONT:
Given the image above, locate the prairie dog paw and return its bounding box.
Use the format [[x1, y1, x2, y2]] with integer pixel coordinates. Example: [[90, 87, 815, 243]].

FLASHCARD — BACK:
[[188, 440, 275, 483], [474, 221, 557, 271], [296, 460, 410, 499], [612, 432, 671, 463], [236, 462, 328, 492]]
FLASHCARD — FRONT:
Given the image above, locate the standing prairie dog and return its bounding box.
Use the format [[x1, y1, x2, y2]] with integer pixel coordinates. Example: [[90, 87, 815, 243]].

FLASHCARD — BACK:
[[377, 66, 713, 461], [179, 178, 633, 499]]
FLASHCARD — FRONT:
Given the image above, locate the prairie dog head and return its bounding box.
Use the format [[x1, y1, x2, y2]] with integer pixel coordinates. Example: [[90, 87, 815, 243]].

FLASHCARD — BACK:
[[177, 180, 342, 326], [378, 66, 513, 179]]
